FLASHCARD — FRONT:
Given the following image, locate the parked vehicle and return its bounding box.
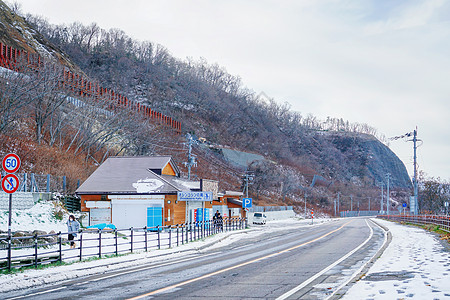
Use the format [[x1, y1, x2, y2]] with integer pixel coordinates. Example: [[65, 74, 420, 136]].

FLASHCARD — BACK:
[[253, 212, 267, 225]]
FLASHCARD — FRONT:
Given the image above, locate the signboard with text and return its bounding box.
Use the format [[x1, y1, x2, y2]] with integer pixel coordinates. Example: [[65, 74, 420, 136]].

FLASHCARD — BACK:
[[178, 191, 213, 202]]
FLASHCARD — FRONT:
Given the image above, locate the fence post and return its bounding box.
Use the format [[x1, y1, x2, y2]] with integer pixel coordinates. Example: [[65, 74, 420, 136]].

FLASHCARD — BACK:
[[46, 174, 50, 193], [144, 227, 148, 252], [168, 225, 172, 248], [34, 233, 38, 268], [30, 173, 34, 192], [194, 222, 197, 240], [7, 235, 11, 271], [98, 229, 102, 258], [79, 232, 83, 261], [201, 221, 204, 238], [176, 224, 179, 247], [182, 224, 184, 245], [157, 225, 161, 249], [58, 231, 62, 264], [115, 229, 118, 256], [130, 228, 134, 253], [186, 222, 189, 243], [23, 173, 27, 192]]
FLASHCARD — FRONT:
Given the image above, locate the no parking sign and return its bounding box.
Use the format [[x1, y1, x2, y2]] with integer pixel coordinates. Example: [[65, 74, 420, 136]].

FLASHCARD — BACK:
[[2, 174, 19, 194]]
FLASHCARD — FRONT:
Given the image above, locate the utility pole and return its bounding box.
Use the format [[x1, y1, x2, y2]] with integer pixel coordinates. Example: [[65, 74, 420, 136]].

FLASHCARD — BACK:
[[386, 173, 391, 215], [334, 197, 336, 216], [390, 128, 422, 215], [242, 172, 254, 198], [184, 134, 197, 180], [337, 192, 340, 217], [350, 195, 353, 211], [368, 197, 371, 211], [379, 183, 384, 213], [410, 128, 419, 215], [304, 190, 308, 219]]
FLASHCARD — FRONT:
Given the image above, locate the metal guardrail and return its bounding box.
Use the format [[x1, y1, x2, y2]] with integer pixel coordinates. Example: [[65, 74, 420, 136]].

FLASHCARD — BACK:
[[0, 217, 247, 271], [378, 215, 450, 234]]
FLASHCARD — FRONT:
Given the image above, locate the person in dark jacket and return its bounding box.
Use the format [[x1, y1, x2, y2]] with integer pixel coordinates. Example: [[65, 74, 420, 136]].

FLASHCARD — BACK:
[[66, 215, 80, 249]]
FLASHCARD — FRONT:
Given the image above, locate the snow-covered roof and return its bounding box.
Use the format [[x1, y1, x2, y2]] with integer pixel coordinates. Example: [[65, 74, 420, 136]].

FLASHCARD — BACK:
[[76, 156, 191, 195]]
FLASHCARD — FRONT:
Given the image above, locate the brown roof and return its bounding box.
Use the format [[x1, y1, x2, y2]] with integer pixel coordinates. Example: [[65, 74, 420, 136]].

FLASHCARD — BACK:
[[76, 156, 190, 195]]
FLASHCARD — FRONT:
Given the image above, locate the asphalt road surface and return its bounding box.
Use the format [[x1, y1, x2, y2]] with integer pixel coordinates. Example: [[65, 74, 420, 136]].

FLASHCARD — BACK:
[[3, 218, 387, 300]]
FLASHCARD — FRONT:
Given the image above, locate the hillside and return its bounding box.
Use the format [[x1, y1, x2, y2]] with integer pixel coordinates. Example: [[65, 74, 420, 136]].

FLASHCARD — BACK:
[[0, 1, 412, 213]]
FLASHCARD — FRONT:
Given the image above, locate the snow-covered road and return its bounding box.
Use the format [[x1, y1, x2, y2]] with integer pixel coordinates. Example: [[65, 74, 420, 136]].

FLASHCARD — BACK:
[[0, 217, 449, 299]]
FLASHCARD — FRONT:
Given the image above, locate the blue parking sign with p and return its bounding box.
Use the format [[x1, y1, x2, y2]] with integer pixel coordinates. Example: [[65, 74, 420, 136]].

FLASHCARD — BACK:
[[242, 198, 252, 208]]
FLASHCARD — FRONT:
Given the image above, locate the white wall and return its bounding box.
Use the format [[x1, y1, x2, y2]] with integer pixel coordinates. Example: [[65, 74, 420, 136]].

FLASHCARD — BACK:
[[248, 210, 295, 223]]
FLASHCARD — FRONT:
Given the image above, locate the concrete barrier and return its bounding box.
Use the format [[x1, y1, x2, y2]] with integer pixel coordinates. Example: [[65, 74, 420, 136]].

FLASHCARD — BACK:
[[248, 210, 295, 224], [0, 192, 52, 210]]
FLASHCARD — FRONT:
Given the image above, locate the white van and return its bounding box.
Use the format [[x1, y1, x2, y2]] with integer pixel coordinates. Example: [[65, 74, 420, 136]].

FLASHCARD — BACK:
[[253, 212, 267, 225]]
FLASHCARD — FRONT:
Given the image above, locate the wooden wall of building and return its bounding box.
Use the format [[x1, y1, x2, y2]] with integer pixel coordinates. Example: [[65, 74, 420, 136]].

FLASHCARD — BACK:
[[164, 194, 186, 225], [80, 194, 102, 212]]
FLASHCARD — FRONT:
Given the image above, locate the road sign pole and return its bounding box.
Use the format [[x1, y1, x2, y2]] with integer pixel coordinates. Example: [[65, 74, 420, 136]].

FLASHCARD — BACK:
[[7, 193, 12, 270], [8, 193, 12, 236]]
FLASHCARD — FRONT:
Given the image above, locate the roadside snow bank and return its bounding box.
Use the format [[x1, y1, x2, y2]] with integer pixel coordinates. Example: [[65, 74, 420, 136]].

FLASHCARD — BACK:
[[343, 218, 450, 299], [0, 201, 68, 233]]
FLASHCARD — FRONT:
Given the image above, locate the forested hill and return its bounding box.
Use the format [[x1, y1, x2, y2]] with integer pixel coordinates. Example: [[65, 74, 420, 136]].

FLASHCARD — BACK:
[[0, 1, 411, 212]]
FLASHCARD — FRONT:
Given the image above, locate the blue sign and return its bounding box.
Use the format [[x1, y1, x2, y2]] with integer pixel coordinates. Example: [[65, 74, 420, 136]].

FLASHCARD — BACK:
[[177, 191, 213, 202], [242, 198, 252, 208], [402, 202, 407, 208]]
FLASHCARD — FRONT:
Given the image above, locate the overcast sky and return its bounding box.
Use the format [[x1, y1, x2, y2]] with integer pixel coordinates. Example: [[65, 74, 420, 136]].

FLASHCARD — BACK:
[[14, 0, 450, 180]]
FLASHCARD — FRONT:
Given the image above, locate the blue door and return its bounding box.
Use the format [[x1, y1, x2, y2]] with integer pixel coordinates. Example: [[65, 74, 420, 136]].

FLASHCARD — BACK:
[[147, 207, 163, 229]]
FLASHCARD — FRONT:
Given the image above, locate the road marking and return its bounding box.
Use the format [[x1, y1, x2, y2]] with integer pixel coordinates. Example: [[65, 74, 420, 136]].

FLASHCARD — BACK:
[[6, 286, 66, 300], [275, 219, 374, 300], [324, 218, 389, 300], [127, 220, 353, 300], [6, 252, 221, 299], [89, 251, 221, 282]]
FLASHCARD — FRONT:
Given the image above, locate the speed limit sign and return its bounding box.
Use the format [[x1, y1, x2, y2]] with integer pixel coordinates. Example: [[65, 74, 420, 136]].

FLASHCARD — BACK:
[[2, 153, 21, 173]]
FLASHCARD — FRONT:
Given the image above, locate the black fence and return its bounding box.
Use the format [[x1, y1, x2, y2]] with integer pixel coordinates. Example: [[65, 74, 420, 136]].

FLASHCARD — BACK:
[[378, 214, 450, 233], [63, 196, 81, 212], [0, 217, 247, 271]]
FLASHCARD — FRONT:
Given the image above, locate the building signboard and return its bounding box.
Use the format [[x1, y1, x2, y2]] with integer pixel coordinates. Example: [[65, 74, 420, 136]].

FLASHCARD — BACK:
[[178, 191, 213, 202]]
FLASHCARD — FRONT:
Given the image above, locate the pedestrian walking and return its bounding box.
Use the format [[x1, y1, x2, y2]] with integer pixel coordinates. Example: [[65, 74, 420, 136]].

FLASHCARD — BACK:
[[66, 215, 80, 249]]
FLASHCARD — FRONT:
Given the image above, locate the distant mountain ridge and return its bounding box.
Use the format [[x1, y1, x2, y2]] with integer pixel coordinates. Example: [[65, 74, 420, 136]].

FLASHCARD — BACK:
[[0, 1, 412, 213]]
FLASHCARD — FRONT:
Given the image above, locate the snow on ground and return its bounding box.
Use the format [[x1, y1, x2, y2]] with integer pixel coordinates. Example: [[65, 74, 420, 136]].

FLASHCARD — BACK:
[[0, 201, 68, 233], [343, 218, 450, 299]]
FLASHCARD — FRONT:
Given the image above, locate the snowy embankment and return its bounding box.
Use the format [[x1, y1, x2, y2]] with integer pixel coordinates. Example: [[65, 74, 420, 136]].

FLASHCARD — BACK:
[[343, 218, 450, 299], [0, 201, 68, 233]]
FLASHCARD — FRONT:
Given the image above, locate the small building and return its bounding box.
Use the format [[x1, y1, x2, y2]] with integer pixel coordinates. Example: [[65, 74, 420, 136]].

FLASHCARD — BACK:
[[76, 156, 214, 229], [213, 191, 247, 219]]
